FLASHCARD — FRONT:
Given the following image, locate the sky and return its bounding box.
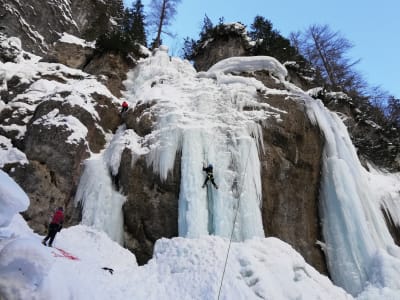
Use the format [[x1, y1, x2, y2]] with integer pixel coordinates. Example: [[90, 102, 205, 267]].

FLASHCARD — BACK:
[[125, 0, 400, 99]]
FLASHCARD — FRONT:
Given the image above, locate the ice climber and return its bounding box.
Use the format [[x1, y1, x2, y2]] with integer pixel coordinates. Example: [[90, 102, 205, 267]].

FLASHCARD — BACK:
[[42, 207, 64, 247], [202, 163, 218, 189], [121, 101, 128, 114]]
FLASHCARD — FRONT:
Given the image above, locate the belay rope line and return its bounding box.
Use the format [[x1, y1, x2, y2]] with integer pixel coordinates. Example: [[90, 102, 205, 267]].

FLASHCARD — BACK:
[[217, 139, 254, 300]]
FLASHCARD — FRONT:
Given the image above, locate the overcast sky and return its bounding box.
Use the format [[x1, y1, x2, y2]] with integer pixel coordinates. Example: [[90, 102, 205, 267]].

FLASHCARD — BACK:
[[124, 0, 399, 98]]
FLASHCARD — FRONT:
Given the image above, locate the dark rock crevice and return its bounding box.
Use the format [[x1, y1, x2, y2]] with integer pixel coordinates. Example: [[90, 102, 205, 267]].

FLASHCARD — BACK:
[[119, 149, 180, 265], [382, 208, 400, 246]]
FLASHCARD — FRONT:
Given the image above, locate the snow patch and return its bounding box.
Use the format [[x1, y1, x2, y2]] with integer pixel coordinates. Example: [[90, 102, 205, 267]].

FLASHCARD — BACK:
[[0, 170, 29, 227]]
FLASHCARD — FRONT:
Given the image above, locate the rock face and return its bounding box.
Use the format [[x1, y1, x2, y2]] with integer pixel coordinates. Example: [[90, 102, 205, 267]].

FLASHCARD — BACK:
[[45, 40, 95, 69], [6, 91, 120, 232], [191, 23, 251, 71], [192, 29, 400, 255], [119, 150, 180, 265], [0, 0, 122, 55], [314, 90, 400, 172], [84, 52, 136, 98], [118, 99, 178, 264], [123, 100, 156, 136], [0, 36, 121, 233], [256, 89, 326, 274]]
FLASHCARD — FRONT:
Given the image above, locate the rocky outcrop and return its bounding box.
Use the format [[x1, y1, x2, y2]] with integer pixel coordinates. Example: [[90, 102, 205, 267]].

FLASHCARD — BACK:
[[70, 0, 122, 42], [0, 33, 28, 63], [3, 161, 78, 233], [260, 94, 326, 274], [0, 0, 122, 55], [115, 99, 178, 264], [284, 61, 318, 91], [0, 0, 78, 54], [18, 93, 120, 232], [84, 52, 136, 98], [123, 100, 156, 136], [44, 39, 95, 69], [313, 90, 400, 172], [252, 73, 327, 274], [119, 150, 180, 265], [191, 23, 251, 71], [0, 46, 122, 233]]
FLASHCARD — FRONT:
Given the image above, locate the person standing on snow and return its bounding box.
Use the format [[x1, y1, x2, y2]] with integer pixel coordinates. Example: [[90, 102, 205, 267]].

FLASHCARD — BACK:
[[42, 207, 64, 247], [202, 163, 218, 189], [121, 101, 128, 114]]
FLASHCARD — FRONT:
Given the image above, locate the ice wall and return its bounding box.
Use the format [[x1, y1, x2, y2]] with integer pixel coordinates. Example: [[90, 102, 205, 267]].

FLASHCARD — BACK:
[[122, 48, 285, 241], [74, 155, 126, 244], [304, 97, 398, 296]]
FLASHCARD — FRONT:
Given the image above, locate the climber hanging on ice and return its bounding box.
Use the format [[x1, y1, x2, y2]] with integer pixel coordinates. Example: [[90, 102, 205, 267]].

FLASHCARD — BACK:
[[202, 162, 218, 189]]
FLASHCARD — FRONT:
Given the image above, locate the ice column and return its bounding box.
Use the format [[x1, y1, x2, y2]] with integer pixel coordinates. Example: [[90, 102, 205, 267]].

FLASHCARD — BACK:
[[75, 156, 126, 244]]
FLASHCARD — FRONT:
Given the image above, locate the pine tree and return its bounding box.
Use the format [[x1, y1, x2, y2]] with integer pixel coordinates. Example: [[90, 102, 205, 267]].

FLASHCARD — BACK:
[[112, 0, 126, 29], [182, 37, 196, 60], [199, 14, 213, 40], [122, 7, 133, 33], [131, 0, 147, 46], [249, 15, 299, 63], [181, 15, 215, 60], [95, 0, 146, 55]]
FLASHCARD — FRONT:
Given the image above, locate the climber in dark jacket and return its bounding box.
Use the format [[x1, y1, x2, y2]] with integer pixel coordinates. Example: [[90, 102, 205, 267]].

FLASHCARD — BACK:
[[202, 163, 218, 189], [42, 207, 64, 247]]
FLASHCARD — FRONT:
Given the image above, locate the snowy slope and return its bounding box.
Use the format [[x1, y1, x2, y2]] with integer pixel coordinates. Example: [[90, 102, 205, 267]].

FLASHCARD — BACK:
[[0, 202, 352, 299]]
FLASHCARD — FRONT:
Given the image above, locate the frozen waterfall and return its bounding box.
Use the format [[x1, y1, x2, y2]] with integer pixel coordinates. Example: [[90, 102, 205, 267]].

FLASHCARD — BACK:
[[74, 155, 126, 244], [305, 97, 398, 296], [122, 47, 282, 241]]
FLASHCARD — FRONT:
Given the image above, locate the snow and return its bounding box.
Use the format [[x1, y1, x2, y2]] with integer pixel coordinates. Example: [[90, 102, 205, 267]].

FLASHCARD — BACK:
[[103, 126, 149, 176], [1, 40, 400, 299], [74, 155, 126, 244], [1, 143, 330, 299], [0, 49, 119, 147], [0, 136, 28, 167], [207, 55, 288, 81], [0, 170, 29, 227], [58, 32, 95, 48], [0, 215, 352, 300], [370, 166, 400, 227], [33, 109, 88, 144]]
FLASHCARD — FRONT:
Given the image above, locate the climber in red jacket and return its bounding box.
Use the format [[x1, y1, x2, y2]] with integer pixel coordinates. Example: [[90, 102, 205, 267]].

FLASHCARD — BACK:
[[121, 101, 129, 114], [42, 207, 64, 247]]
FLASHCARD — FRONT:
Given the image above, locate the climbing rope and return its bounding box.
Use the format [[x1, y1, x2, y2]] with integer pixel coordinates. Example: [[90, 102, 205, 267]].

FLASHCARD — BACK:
[[217, 138, 254, 300]]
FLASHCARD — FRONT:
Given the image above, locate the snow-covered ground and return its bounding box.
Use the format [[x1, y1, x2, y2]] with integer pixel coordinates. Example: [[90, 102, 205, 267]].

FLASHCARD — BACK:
[[0, 170, 352, 299], [1, 41, 400, 299]]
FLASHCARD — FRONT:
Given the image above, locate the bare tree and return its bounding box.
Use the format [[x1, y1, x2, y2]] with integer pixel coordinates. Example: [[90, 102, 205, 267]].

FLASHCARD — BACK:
[[294, 24, 365, 95], [148, 0, 181, 49]]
